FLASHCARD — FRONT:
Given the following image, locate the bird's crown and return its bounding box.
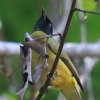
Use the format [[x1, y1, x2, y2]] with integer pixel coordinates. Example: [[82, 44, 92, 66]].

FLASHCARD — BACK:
[[33, 8, 53, 35]]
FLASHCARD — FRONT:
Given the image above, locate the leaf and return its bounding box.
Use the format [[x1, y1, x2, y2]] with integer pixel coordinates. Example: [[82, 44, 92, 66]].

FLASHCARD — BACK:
[[33, 63, 43, 83]]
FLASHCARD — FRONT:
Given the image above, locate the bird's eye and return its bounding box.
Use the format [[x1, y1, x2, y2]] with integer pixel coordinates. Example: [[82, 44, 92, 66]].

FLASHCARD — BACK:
[[48, 23, 52, 28]]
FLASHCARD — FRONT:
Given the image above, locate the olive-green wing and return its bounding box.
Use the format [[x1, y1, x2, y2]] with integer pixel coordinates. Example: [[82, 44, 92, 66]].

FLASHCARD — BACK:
[[47, 38, 83, 91]]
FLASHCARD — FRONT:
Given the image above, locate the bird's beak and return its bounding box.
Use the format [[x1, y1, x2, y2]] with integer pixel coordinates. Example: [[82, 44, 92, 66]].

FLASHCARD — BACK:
[[41, 7, 46, 20]]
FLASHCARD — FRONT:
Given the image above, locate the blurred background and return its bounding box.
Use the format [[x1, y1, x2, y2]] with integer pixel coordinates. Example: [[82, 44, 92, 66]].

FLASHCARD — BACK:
[[0, 0, 100, 100]]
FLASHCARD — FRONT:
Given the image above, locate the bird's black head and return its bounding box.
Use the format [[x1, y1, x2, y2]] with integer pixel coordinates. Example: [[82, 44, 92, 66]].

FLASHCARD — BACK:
[[33, 8, 53, 35]]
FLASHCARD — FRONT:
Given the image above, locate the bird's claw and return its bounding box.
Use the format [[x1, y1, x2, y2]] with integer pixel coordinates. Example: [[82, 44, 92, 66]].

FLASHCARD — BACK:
[[47, 71, 57, 80]]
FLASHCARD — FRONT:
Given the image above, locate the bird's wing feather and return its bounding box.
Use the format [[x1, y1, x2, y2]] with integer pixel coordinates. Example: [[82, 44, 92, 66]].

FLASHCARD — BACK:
[[47, 37, 83, 91], [61, 85, 82, 100]]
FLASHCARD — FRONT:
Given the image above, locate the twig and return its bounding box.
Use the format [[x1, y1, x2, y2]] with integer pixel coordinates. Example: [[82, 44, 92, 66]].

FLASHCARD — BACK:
[[75, 8, 100, 15], [35, 0, 76, 100], [33, 33, 61, 41], [49, 0, 76, 78]]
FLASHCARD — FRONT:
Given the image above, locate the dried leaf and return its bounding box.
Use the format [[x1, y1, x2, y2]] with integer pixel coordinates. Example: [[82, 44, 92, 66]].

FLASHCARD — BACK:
[[16, 79, 28, 100], [33, 63, 43, 83], [25, 32, 33, 41], [16, 33, 33, 100], [20, 45, 33, 85]]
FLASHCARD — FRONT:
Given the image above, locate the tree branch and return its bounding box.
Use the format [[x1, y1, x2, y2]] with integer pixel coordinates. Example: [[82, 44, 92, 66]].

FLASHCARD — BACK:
[[75, 8, 100, 15], [1, 41, 100, 57], [35, 0, 76, 100], [63, 42, 100, 57], [0, 41, 20, 56]]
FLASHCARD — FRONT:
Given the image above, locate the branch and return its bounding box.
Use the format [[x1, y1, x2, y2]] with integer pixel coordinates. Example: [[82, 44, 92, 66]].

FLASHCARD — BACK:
[[63, 42, 100, 57], [1, 41, 100, 57], [0, 41, 20, 56], [75, 8, 100, 15], [49, 0, 76, 77], [35, 0, 76, 100]]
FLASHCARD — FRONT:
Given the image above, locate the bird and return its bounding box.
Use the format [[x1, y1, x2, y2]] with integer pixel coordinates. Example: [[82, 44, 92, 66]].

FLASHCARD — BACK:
[[31, 8, 83, 100]]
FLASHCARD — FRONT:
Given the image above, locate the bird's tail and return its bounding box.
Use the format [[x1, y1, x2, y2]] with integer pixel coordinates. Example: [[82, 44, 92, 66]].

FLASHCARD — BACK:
[[61, 86, 82, 100]]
